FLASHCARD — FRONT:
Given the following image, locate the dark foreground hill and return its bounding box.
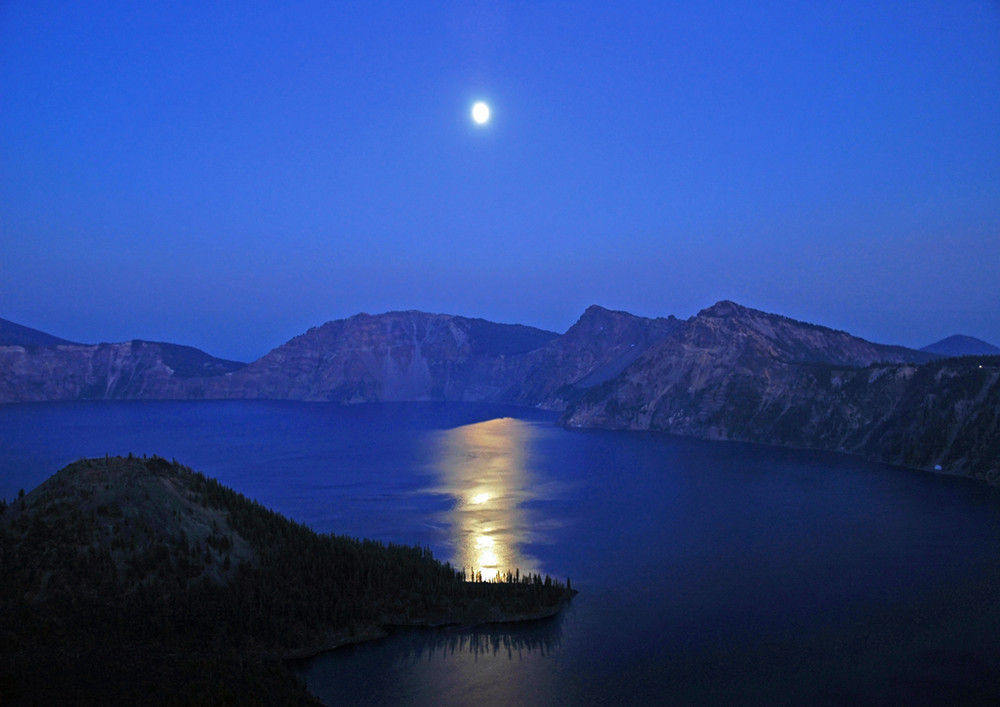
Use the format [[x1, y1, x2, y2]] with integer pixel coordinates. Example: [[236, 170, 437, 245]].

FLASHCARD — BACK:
[[0, 456, 574, 705]]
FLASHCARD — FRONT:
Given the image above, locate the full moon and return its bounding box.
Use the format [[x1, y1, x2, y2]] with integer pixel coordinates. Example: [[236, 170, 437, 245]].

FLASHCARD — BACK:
[[471, 101, 490, 124]]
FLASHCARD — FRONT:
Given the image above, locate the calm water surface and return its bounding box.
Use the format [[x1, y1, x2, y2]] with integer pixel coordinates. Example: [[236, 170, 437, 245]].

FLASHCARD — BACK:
[[3, 401, 1000, 705]]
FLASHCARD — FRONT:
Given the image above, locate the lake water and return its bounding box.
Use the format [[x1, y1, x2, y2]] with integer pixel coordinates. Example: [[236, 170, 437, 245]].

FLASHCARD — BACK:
[[3, 401, 1000, 705]]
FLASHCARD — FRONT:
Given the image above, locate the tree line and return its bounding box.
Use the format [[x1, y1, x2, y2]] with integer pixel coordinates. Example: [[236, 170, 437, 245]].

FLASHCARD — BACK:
[[0, 455, 576, 704]]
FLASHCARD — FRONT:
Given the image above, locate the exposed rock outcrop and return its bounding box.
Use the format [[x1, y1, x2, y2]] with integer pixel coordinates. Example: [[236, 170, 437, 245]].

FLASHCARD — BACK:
[[194, 310, 559, 402], [501, 305, 680, 409], [561, 302, 998, 483], [2, 303, 996, 484], [0, 340, 245, 403]]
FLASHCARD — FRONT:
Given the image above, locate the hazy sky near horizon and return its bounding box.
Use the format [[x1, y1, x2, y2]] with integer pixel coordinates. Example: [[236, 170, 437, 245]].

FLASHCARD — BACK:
[[3, 1, 999, 362]]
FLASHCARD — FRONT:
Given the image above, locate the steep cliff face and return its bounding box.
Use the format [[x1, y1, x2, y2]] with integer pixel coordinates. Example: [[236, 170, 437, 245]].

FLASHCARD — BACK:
[[858, 358, 1000, 482], [0, 341, 244, 403], [204, 306, 677, 407], [562, 302, 998, 483], [198, 311, 558, 402], [2, 306, 995, 484], [501, 305, 680, 409], [562, 301, 932, 431]]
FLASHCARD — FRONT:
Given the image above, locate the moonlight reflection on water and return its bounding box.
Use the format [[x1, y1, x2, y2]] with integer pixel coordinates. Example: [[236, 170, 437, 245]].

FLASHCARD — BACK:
[[8, 403, 1000, 704], [432, 417, 543, 581]]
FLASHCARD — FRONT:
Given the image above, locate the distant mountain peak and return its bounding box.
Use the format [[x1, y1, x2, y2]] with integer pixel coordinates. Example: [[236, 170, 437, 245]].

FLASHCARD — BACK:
[[578, 304, 628, 321], [697, 300, 795, 325], [698, 300, 746, 318], [921, 335, 1000, 357]]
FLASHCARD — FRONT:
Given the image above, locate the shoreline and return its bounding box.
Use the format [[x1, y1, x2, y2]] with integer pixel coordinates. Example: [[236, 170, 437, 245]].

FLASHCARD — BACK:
[[282, 591, 576, 661]]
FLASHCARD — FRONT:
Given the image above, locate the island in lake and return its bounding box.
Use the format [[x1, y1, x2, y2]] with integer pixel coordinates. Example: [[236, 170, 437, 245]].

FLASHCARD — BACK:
[[0, 455, 575, 705]]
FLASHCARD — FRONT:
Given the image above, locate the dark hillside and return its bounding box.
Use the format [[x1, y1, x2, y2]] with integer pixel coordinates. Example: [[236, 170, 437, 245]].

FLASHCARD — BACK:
[[0, 456, 574, 704], [143, 340, 245, 377], [464, 317, 558, 355], [921, 335, 1000, 357], [0, 317, 79, 347]]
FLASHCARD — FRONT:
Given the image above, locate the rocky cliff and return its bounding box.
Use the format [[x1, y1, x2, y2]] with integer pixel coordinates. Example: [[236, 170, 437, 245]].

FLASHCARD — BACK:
[[2, 304, 996, 484], [195, 310, 558, 402], [501, 305, 680, 409], [563, 301, 930, 431], [562, 302, 998, 483], [0, 340, 245, 403], [0, 308, 677, 406]]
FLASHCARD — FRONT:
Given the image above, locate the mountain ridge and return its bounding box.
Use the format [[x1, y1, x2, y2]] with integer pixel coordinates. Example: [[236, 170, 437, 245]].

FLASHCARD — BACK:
[[561, 305, 998, 483], [0, 316, 80, 347], [2, 303, 996, 484], [195, 310, 559, 402], [0, 339, 245, 402]]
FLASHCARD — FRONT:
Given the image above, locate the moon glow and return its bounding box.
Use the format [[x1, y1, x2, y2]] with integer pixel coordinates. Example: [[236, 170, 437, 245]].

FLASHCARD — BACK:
[[471, 101, 490, 124]]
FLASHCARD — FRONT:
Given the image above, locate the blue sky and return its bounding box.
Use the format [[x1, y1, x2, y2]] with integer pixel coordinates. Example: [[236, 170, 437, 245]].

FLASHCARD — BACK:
[[2, 1, 999, 361]]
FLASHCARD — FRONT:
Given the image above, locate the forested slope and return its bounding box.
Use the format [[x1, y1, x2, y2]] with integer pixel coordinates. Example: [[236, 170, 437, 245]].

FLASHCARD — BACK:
[[0, 456, 574, 704]]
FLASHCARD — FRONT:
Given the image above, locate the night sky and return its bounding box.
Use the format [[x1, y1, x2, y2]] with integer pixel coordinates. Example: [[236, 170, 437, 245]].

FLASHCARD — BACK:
[[3, 1, 998, 362]]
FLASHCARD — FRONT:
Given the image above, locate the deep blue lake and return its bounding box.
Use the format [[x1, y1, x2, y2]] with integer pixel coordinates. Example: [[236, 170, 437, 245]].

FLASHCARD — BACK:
[[3, 401, 1000, 705]]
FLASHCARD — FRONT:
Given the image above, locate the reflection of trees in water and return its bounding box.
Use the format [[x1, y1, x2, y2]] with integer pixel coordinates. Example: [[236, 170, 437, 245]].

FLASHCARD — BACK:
[[299, 614, 570, 704], [391, 615, 565, 663]]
